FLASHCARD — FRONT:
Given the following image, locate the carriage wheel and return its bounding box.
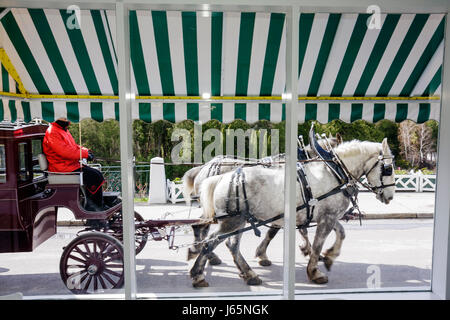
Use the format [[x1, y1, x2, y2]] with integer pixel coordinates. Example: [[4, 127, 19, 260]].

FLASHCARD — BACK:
[[107, 211, 148, 255], [60, 232, 124, 294]]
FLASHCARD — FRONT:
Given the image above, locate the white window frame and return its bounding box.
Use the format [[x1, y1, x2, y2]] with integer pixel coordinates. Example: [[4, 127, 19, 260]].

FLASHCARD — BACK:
[[4, 0, 450, 300]]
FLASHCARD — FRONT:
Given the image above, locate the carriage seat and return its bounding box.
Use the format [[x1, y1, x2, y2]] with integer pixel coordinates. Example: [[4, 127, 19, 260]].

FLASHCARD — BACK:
[[37, 154, 81, 184]]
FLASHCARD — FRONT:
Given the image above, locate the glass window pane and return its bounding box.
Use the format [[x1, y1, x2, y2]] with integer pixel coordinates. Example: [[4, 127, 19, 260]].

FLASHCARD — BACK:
[[18, 142, 29, 182], [130, 9, 286, 298], [294, 120, 435, 294], [0, 144, 6, 183], [32, 139, 44, 180]]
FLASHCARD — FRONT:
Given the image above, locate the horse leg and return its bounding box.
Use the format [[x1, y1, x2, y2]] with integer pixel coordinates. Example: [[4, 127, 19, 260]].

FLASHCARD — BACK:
[[298, 227, 311, 257], [298, 227, 326, 261], [187, 223, 208, 260], [190, 231, 226, 288], [203, 225, 222, 265], [227, 233, 262, 285], [322, 221, 345, 271], [190, 217, 242, 288], [307, 216, 335, 284], [187, 224, 222, 265], [255, 226, 280, 267]]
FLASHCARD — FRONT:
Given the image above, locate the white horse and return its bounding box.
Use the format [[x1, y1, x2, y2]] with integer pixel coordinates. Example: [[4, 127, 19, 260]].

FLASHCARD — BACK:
[[183, 136, 342, 264], [189, 138, 395, 287]]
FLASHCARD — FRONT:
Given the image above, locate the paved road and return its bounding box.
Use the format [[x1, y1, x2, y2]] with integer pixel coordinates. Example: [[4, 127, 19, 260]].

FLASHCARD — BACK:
[[0, 219, 433, 298]]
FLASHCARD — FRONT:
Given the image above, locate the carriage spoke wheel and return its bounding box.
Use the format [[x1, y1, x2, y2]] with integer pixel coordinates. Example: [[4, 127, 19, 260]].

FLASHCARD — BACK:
[[60, 232, 124, 294], [108, 211, 148, 255]]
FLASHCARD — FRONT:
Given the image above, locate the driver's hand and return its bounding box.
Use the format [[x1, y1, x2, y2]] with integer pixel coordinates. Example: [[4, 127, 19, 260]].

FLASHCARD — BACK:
[[87, 150, 95, 162]]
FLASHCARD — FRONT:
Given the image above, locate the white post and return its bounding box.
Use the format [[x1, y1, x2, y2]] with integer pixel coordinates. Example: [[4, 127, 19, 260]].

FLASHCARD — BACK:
[[148, 157, 167, 204], [116, 1, 136, 300], [283, 4, 299, 300], [416, 171, 423, 192], [431, 14, 450, 300]]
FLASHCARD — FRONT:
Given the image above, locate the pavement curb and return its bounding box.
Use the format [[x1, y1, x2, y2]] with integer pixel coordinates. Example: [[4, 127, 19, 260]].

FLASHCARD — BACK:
[[362, 213, 433, 219]]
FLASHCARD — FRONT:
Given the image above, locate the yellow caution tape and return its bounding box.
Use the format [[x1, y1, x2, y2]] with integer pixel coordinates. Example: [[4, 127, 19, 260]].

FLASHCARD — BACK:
[[0, 48, 29, 95]]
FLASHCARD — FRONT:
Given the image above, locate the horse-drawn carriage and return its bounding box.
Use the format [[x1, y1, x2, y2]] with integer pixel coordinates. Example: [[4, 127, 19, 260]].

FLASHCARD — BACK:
[[0, 121, 200, 294]]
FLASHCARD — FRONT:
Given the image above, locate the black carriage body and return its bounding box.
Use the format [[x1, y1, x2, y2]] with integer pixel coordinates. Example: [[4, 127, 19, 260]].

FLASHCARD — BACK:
[[0, 122, 56, 253]]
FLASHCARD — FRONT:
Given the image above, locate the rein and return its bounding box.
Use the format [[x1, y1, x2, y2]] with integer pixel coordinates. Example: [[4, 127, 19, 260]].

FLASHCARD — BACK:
[[336, 152, 396, 195], [78, 123, 84, 187], [93, 157, 342, 167]]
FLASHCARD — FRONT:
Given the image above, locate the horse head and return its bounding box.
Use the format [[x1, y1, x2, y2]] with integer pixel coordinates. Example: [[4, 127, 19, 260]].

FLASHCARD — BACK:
[[364, 138, 396, 205]]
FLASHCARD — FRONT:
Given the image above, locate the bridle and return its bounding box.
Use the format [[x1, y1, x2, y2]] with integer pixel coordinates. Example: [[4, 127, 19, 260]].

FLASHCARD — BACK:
[[361, 153, 396, 194], [332, 148, 395, 197]]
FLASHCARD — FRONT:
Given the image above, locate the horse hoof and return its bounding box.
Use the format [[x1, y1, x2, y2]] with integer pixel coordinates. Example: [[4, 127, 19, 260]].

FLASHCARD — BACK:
[[208, 256, 222, 266], [246, 277, 262, 286], [323, 256, 333, 271], [258, 259, 272, 267], [193, 279, 209, 288], [312, 275, 328, 284]]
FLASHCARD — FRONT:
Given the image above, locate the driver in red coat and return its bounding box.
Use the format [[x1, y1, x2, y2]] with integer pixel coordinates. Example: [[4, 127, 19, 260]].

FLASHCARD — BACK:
[[43, 117, 105, 210]]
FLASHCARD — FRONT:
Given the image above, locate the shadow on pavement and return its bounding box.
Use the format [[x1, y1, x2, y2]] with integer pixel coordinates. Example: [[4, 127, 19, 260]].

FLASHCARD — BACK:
[[0, 258, 430, 297], [0, 267, 10, 274]]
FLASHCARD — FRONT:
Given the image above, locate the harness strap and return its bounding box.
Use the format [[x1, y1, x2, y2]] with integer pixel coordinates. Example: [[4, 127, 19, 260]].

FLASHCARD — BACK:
[[350, 195, 363, 226], [240, 170, 261, 237], [297, 147, 308, 161], [217, 212, 285, 241], [296, 184, 345, 212], [207, 161, 222, 178], [206, 162, 214, 177], [224, 170, 237, 213], [309, 125, 349, 185], [221, 167, 261, 237], [296, 163, 316, 228]]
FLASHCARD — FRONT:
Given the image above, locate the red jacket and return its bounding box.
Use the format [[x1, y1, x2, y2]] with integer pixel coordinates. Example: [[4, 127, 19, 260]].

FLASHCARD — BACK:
[[43, 122, 89, 172]]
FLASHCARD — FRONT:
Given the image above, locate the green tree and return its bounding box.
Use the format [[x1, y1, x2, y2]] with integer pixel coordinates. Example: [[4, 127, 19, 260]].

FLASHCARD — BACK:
[[69, 119, 120, 162]]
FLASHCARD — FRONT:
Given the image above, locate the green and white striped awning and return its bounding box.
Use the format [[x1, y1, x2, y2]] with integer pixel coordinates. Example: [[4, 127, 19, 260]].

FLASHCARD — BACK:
[[0, 9, 444, 123]]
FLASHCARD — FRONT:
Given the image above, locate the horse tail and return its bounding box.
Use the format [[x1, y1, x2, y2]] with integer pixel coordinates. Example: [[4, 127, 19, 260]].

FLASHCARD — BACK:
[[200, 175, 223, 221], [182, 166, 202, 205]]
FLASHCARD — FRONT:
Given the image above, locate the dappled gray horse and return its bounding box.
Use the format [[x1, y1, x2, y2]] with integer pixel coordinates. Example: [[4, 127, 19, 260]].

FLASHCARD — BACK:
[[190, 138, 395, 287], [183, 136, 342, 264]]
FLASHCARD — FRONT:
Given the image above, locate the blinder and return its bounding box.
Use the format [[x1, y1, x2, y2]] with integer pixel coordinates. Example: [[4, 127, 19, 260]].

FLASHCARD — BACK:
[[365, 153, 396, 192], [382, 161, 394, 177]]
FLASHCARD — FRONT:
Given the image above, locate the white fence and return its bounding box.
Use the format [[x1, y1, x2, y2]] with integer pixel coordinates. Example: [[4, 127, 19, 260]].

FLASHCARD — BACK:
[[359, 174, 436, 192], [167, 179, 185, 204], [146, 158, 436, 203]]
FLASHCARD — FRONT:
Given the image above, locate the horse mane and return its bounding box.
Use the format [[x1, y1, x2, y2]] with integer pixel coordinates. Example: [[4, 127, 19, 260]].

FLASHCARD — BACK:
[[334, 140, 383, 158]]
